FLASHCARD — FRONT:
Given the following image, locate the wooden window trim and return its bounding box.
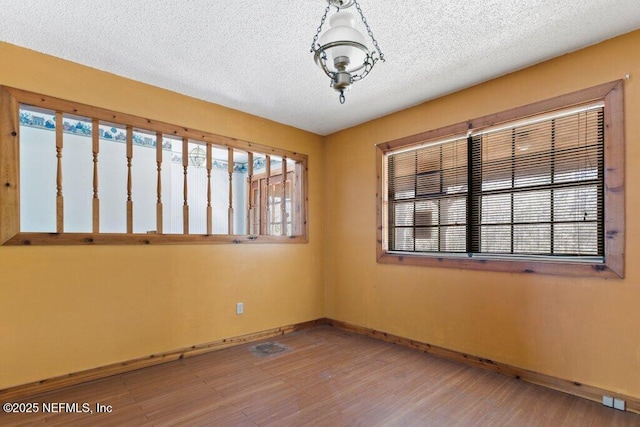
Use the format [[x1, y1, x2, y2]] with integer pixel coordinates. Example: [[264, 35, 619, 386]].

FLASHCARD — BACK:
[[376, 81, 624, 278], [252, 168, 299, 235], [0, 86, 309, 245]]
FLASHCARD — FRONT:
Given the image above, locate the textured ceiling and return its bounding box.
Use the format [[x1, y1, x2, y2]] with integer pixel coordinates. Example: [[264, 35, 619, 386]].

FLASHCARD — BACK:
[[1, 0, 640, 135]]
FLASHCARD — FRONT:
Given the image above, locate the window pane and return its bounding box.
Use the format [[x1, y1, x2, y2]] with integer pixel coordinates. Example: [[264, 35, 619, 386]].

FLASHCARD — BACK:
[[514, 224, 551, 254], [416, 200, 438, 224], [132, 130, 158, 233], [554, 112, 602, 183], [416, 172, 440, 196], [19, 107, 56, 232], [554, 186, 598, 222], [387, 137, 467, 254], [232, 149, 248, 235], [415, 228, 436, 251], [481, 225, 511, 253], [61, 115, 93, 232], [394, 228, 414, 251], [482, 194, 511, 224], [441, 197, 466, 226], [554, 166, 598, 183], [284, 177, 292, 236], [482, 177, 511, 192], [476, 106, 603, 258], [394, 202, 414, 226], [187, 141, 208, 235], [554, 223, 598, 255], [160, 136, 179, 233], [164, 137, 184, 233], [440, 225, 466, 252], [266, 155, 285, 236], [271, 181, 282, 236], [513, 190, 550, 223], [211, 146, 230, 234], [98, 123, 127, 233], [390, 151, 416, 200], [514, 122, 552, 188], [251, 154, 266, 235], [482, 133, 512, 191], [514, 162, 551, 188], [286, 158, 298, 236], [444, 166, 468, 193]]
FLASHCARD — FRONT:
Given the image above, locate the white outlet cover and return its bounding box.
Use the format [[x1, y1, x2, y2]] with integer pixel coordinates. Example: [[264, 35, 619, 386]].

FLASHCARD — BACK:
[[236, 302, 244, 315], [603, 396, 614, 407], [613, 398, 626, 411]]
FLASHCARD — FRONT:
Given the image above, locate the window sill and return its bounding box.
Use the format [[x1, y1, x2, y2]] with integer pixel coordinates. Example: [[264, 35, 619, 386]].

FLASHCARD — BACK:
[[2, 232, 308, 246], [377, 251, 622, 278]]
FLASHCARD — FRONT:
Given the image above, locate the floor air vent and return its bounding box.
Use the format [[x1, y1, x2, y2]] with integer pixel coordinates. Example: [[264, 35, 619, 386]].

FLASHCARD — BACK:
[[251, 342, 289, 357]]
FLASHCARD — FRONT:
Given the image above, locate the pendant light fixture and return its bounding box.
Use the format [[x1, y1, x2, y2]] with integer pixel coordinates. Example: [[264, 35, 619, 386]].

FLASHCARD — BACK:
[[310, 0, 385, 104]]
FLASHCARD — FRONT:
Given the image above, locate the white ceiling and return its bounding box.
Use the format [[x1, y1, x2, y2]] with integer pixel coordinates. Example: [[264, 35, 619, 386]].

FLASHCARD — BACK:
[[1, 1, 639, 136]]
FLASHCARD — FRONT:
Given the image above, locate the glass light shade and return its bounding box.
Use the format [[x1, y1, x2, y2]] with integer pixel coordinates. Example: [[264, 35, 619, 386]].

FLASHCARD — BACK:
[[318, 11, 368, 73]]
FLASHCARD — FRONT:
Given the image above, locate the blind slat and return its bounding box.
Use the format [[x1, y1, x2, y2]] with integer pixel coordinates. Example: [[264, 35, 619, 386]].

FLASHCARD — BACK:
[[386, 105, 604, 258]]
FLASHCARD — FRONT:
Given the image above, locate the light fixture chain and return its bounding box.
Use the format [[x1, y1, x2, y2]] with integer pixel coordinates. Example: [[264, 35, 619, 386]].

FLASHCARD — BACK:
[[354, 0, 385, 61], [310, 4, 331, 53]]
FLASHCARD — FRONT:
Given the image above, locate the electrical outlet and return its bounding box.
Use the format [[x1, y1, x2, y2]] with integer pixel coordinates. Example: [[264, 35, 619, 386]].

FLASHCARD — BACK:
[[603, 396, 614, 407], [236, 302, 244, 315], [613, 398, 626, 411]]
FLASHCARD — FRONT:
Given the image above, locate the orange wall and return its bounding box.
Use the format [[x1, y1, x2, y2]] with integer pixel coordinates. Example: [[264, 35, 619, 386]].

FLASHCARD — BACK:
[[0, 42, 325, 389], [2, 29, 640, 398], [325, 30, 640, 398]]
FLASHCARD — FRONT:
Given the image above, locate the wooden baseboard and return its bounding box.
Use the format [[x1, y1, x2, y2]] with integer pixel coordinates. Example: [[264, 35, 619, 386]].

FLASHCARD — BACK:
[[326, 318, 640, 415], [0, 318, 328, 402]]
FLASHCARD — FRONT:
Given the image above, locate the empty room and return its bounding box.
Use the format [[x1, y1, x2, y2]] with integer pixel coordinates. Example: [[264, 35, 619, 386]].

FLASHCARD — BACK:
[[1, 1, 640, 425]]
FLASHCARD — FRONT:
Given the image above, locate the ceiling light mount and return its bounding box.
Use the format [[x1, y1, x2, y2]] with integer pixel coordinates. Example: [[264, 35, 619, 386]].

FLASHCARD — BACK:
[[328, 0, 356, 8], [311, 0, 385, 104]]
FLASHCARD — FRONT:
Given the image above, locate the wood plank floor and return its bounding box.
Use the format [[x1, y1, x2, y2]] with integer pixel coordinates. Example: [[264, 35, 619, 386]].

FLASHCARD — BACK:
[[1, 325, 638, 426]]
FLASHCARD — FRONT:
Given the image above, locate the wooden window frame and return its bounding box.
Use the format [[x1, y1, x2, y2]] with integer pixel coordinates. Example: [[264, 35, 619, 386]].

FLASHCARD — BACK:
[[0, 86, 309, 245], [251, 167, 301, 236], [376, 81, 624, 278]]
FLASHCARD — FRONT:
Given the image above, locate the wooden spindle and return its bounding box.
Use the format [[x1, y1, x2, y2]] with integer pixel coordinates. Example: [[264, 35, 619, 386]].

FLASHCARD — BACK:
[[246, 152, 254, 235], [92, 119, 99, 233], [55, 112, 63, 233], [281, 157, 288, 236], [156, 132, 163, 234], [182, 138, 189, 234], [264, 155, 271, 235], [126, 126, 133, 234], [228, 147, 234, 234], [206, 144, 212, 235]]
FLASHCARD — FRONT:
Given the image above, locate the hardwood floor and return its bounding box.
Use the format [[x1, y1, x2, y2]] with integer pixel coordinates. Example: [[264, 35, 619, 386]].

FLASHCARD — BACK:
[[1, 326, 638, 426]]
